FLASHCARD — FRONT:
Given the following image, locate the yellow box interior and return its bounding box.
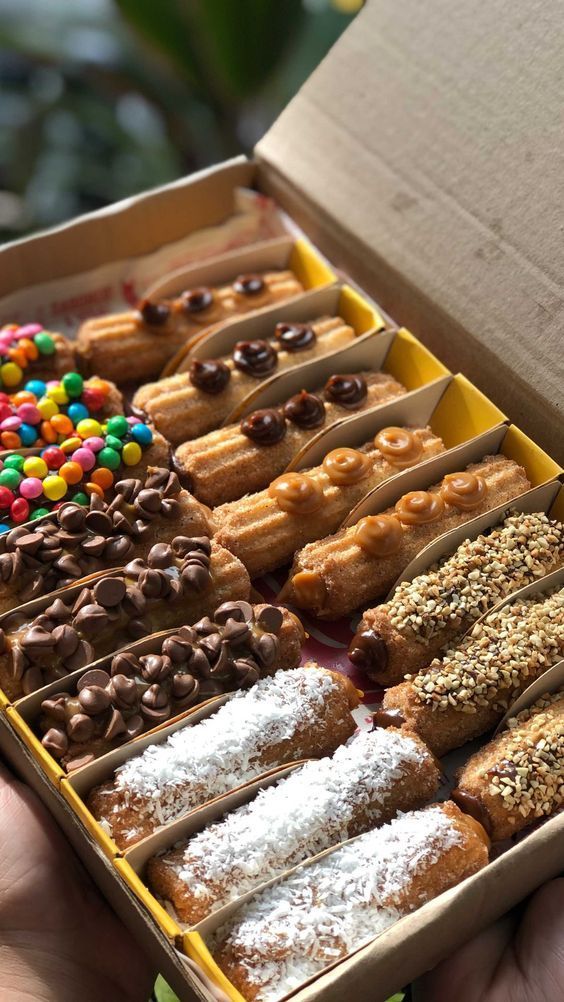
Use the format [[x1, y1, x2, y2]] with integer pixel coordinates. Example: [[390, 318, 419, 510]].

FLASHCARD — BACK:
[[288, 238, 336, 290], [501, 425, 563, 486], [429, 374, 506, 448], [384, 328, 450, 391], [337, 284, 386, 334], [183, 931, 247, 1002], [114, 857, 182, 941], [60, 779, 120, 860]]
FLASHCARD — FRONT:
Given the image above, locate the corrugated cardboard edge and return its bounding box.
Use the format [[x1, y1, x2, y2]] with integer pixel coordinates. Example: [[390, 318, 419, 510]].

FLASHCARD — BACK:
[[495, 658, 564, 732]]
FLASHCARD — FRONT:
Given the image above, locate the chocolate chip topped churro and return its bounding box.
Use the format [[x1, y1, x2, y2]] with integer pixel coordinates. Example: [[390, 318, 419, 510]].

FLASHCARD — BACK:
[[0, 536, 250, 701], [213, 426, 445, 578], [173, 371, 407, 505], [350, 511, 564, 685], [87, 665, 360, 848], [76, 270, 304, 385], [375, 587, 564, 757], [39, 601, 304, 771], [147, 727, 440, 924], [211, 802, 488, 1002], [132, 316, 360, 445], [283, 455, 531, 618], [452, 690, 564, 840], [0, 468, 212, 615]]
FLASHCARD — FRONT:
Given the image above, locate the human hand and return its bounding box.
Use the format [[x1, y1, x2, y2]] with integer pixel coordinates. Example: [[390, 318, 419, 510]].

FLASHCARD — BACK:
[[414, 877, 564, 1002], [0, 759, 155, 1002]]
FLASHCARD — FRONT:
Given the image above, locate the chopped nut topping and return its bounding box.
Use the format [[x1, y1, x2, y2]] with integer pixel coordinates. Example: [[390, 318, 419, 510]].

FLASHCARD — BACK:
[[388, 512, 564, 645]]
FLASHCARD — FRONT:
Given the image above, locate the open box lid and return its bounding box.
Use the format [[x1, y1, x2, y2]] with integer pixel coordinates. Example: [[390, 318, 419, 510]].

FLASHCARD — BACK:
[[256, 0, 564, 463]]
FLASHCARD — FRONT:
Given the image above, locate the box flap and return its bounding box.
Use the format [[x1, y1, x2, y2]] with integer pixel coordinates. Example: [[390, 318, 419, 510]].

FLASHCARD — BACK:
[[256, 0, 564, 462]]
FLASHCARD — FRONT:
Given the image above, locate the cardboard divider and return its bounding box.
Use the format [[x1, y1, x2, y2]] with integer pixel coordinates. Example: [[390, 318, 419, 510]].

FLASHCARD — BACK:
[[5, 705, 65, 785], [495, 659, 564, 733], [386, 480, 562, 596], [342, 422, 559, 530], [549, 484, 564, 521], [114, 858, 183, 942], [184, 281, 385, 373], [118, 763, 305, 935], [160, 238, 337, 374]]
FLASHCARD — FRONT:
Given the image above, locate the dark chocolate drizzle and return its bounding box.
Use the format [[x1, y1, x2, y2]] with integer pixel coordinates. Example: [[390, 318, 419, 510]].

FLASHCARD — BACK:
[[349, 629, 388, 675], [181, 287, 214, 314], [240, 409, 287, 445], [283, 391, 325, 429], [189, 358, 231, 394], [232, 339, 277, 378], [325, 374, 367, 408], [274, 322, 316, 353], [233, 274, 265, 296], [138, 299, 170, 327]]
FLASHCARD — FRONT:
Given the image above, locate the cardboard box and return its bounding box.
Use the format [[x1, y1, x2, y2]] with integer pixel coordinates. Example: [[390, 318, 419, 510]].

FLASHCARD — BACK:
[[0, 4, 563, 1000]]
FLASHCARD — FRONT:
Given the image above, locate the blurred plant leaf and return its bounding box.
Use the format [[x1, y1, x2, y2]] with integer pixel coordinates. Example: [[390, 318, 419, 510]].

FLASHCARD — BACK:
[[114, 0, 305, 101], [154, 974, 180, 1002]]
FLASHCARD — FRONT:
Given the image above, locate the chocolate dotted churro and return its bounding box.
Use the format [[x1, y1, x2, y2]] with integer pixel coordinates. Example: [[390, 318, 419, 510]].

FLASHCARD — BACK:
[[173, 371, 406, 506], [76, 270, 304, 386]]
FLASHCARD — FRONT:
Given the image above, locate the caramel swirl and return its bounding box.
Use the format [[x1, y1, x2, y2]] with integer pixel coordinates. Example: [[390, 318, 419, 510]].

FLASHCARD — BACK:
[[283, 391, 325, 429], [233, 339, 278, 378], [138, 299, 170, 327], [355, 514, 403, 557], [274, 322, 316, 352], [233, 273, 265, 297], [395, 490, 445, 525], [181, 287, 214, 314], [268, 473, 324, 515], [440, 472, 488, 511], [374, 427, 423, 468], [324, 374, 367, 409], [290, 570, 326, 610], [189, 359, 231, 394], [240, 409, 287, 445], [322, 448, 371, 485]]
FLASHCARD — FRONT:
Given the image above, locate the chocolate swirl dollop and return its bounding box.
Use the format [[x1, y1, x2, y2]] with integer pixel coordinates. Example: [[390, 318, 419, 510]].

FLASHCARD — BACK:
[[0, 468, 186, 607], [138, 298, 170, 327], [240, 409, 287, 445], [39, 600, 286, 770], [324, 374, 367, 408], [232, 339, 278, 378], [1, 535, 215, 698], [233, 274, 265, 297], [283, 391, 325, 429], [189, 358, 231, 394], [181, 287, 214, 314], [274, 322, 316, 353]]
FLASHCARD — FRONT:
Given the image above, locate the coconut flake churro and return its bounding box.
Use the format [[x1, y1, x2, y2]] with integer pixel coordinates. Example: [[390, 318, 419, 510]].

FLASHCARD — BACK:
[[283, 455, 531, 618], [147, 727, 440, 924], [211, 802, 488, 1002], [87, 665, 360, 849]]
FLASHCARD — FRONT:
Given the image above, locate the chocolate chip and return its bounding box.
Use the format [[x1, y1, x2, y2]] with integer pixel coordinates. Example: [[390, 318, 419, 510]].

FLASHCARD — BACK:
[[189, 358, 231, 395], [171, 673, 198, 700], [123, 558, 146, 579], [109, 673, 139, 707], [140, 654, 172, 683], [146, 469, 180, 497], [181, 286, 213, 313], [162, 635, 193, 663], [110, 652, 141, 678], [274, 322, 316, 352], [74, 604, 109, 635], [66, 753, 95, 771], [93, 577, 127, 608], [161, 498, 181, 519], [54, 555, 83, 578], [214, 601, 254, 625], [20, 626, 56, 652], [181, 563, 210, 592], [85, 510, 113, 535], [257, 633, 279, 667], [77, 669, 111, 692], [138, 567, 165, 598], [221, 618, 250, 643], [125, 714, 144, 740], [172, 535, 211, 558], [5, 526, 33, 550], [138, 298, 170, 327], [256, 605, 284, 634], [63, 639, 94, 672], [122, 586, 146, 617], [233, 658, 260, 686], [67, 713, 95, 743], [42, 727, 69, 757], [53, 624, 80, 659], [103, 707, 127, 742], [130, 520, 151, 540], [233, 273, 265, 296], [81, 535, 107, 557], [11, 645, 26, 681], [135, 489, 162, 514], [41, 695, 67, 723], [128, 619, 148, 640], [71, 589, 93, 616], [104, 537, 134, 563], [188, 647, 211, 678], [58, 504, 87, 533], [233, 339, 277, 378], [14, 532, 44, 555], [147, 543, 173, 568], [22, 665, 45, 695], [79, 685, 111, 715], [114, 478, 142, 503], [0, 553, 15, 582], [0, 629, 5, 655]]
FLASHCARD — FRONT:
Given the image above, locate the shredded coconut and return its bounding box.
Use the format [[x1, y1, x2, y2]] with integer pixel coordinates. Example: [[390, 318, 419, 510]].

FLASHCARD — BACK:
[[166, 729, 428, 914], [212, 805, 463, 1002], [109, 667, 339, 831]]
